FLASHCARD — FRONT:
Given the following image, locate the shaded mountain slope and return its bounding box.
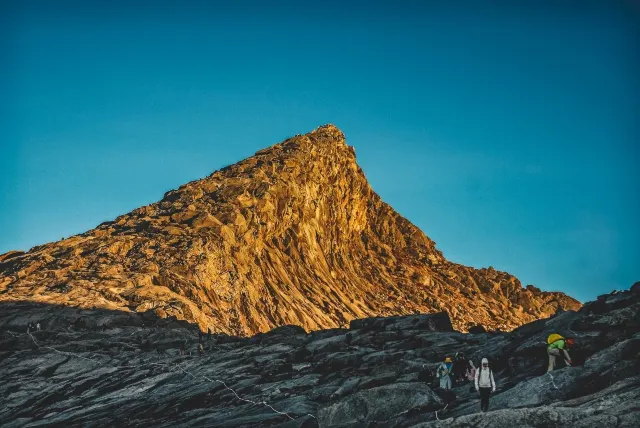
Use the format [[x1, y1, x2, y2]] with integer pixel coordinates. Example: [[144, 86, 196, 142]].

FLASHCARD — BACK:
[[0, 125, 579, 335], [0, 285, 637, 427]]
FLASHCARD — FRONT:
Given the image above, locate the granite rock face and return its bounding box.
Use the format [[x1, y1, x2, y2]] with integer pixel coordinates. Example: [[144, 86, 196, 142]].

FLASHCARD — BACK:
[[0, 286, 637, 427], [0, 124, 579, 335]]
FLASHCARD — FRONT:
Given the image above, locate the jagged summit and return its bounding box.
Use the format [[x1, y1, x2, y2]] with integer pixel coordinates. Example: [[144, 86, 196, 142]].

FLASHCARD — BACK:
[[311, 123, 344, 135], [0, 125, 580, 335]]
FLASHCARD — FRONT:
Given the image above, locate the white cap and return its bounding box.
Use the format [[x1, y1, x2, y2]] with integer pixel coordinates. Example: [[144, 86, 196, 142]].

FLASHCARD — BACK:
[[482, 358, 489, 364]]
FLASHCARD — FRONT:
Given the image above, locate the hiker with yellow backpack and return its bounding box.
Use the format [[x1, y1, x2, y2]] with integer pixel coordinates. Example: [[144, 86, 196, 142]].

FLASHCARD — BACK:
[[547, 333, 574, 372]]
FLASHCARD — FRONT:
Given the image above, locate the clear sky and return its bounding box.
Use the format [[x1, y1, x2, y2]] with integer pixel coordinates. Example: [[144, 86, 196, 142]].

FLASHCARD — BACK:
[[1, 0, 638, 302]]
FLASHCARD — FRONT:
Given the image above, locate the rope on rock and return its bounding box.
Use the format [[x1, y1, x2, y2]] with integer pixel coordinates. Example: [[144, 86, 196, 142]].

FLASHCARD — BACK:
[[536, 372, 560, 392], [24, 331, 316, 421], [28, 331, 98, 364], [170, 362, 314, 421], [547, 372, 560, 390], [435, 402, 449, 420]]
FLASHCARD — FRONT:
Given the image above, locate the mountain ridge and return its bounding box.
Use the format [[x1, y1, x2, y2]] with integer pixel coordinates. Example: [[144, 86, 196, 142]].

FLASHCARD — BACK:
[[0, 124, 580, 335]]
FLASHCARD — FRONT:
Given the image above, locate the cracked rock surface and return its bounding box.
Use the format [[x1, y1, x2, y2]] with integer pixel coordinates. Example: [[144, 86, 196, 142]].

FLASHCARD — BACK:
[[0, 285, 637, 427]]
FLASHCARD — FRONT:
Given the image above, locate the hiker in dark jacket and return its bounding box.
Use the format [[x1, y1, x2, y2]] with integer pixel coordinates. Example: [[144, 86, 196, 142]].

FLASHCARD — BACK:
[[474, 358, 496, 412], [453, 352, 467, 384]]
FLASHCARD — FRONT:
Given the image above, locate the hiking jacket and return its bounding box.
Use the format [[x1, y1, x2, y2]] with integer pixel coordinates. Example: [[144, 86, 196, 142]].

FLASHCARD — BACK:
[[475, 364, 495, 391], [548, 339, 566, 350], [437, 362, 453, 378]]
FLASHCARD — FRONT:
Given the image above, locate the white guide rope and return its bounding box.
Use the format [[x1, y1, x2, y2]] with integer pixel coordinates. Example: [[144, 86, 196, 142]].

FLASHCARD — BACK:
[[24, 331, 316, 421]]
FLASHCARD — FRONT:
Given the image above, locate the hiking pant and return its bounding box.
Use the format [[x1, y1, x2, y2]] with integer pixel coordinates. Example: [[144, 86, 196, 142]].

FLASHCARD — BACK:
[[479, 387, 492, 412], [547, 348, 569, 372], [440, 375, 452, 390]]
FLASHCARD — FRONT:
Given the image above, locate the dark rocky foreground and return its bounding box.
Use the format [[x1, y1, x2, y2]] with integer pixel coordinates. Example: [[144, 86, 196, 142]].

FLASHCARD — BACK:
[[1, 285, 638, 428]]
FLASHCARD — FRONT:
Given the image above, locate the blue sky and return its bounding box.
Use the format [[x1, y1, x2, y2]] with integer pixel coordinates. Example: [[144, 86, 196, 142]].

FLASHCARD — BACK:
[[1, 0, 638, 302]]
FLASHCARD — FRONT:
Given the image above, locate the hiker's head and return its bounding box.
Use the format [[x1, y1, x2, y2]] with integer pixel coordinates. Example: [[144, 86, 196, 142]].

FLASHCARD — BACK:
[[482, 358, 489, 367], [566, 338, 575, 347], [445, 357, 452, 363]]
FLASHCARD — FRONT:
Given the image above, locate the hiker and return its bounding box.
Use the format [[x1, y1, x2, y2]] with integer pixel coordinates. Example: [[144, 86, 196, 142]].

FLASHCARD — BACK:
[[198, 342, 204, 356], [547, 334, 573, 372], [207, 328, 211, 341], [453, 352, 467, 384], [465, 360, 477, 392], [36, 323, 41, 331], [198, 330, 204, 343], [180, 342, 185, 356], [475, 358, 496, 412], [436, 357, 454, 390]]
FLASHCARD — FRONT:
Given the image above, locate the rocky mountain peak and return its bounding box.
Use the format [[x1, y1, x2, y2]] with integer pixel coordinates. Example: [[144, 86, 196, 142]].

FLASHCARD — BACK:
[[0, 125, 580, 336]]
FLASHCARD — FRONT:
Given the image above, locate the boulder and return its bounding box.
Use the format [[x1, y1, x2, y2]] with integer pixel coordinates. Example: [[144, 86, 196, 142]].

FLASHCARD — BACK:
[[318, 383, 443, 427], [468, 325, 486, 334], [350, 312, 454, 333]]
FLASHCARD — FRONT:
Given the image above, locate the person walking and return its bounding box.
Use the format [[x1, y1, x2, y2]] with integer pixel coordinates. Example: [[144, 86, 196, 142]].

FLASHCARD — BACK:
[[466, 360, 477, 392], [36, 323, 41, 331], [453, 352, 467, 384], [475, 358, 496, 412], [436, 357, 454, 390], [547, 334, 573, 372]]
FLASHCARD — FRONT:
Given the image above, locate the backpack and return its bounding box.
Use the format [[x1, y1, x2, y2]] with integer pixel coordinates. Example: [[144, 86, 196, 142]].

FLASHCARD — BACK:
[[547, 333, 564, 345]]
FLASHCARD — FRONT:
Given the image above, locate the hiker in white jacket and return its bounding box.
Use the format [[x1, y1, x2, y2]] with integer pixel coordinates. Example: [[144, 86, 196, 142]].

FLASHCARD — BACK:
[[474, 357, 496, 412]]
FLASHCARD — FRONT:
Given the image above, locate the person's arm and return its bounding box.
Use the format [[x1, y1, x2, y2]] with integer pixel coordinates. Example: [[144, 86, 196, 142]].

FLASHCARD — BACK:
[[490, 370, 496, 392], [474, 368, 479, 391], [562, 349, 572, 365]]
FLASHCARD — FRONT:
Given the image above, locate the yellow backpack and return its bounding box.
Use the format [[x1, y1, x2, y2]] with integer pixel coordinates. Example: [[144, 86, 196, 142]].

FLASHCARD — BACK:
[[547, 333, 564, 345]]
